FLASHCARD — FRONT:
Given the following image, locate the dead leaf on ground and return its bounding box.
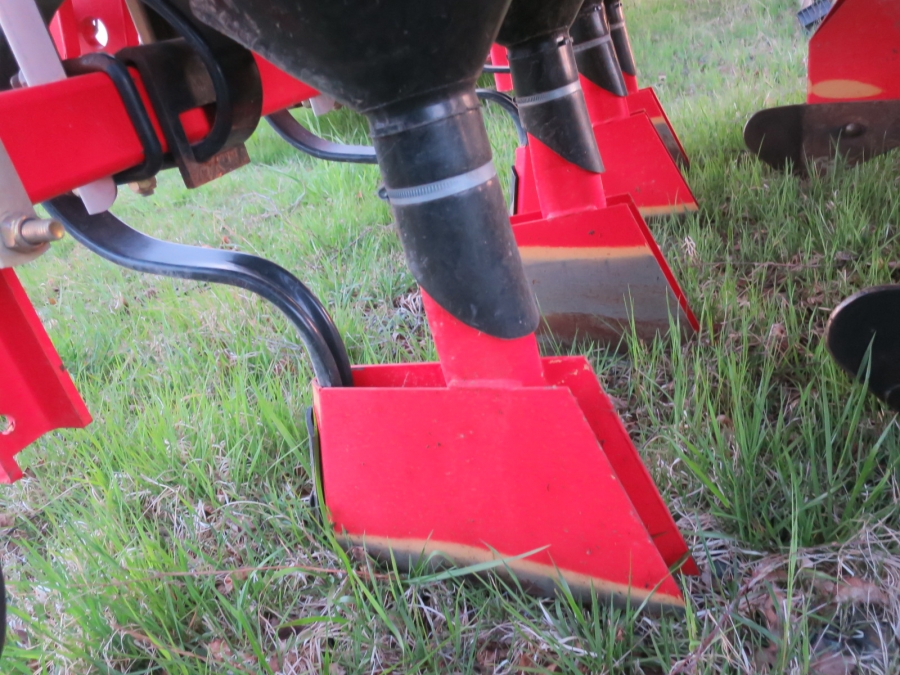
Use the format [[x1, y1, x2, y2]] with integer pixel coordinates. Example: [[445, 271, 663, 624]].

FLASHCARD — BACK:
[[814, 577, 890, 605], [754, 643, 778, 671], [810, 651, 856, 675], [476, 641, 509, 670], [216, 574, 235, 595], [206, 638, 233, 660], [608, 395, 628, 412], [766, 322, 788, 354]]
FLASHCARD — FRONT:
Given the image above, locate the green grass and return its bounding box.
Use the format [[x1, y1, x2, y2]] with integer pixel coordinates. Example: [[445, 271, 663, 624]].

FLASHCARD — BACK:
[[4, 0, 900, 672]]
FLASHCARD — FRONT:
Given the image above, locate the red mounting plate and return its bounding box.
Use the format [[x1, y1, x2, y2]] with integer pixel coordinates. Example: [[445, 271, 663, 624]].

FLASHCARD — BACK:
[[0, 269, 92, 483]]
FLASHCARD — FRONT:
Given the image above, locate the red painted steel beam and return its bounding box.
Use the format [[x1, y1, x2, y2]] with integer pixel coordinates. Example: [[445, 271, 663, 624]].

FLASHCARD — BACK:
[[0, 55, 318, 205]]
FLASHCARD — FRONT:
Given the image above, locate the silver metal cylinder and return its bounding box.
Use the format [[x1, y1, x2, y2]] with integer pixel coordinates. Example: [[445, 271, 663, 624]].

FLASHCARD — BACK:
[[1, 214, 65, 251]]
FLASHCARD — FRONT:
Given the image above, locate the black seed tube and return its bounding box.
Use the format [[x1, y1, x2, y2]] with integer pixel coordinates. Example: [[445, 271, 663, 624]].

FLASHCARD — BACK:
[[571, 0, 628, 96], [603, 0, 637, 77], [370, 88, 540, 338], [497, 0, 605, 173]]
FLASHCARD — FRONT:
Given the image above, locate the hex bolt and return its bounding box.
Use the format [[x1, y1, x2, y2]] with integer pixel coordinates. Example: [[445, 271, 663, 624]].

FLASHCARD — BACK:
[[0, 215, 65, 252]]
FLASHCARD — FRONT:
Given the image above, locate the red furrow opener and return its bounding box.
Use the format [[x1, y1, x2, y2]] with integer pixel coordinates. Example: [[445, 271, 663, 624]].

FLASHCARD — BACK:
[[0, 0, 698, 612], [490, 0, 695, 218], [490, 1, 698, 345]]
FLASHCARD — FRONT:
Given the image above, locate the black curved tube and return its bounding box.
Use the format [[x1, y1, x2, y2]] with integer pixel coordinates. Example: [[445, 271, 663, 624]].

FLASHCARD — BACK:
[[45, 195, 352, 388], [476, 89, 527, 146], [268, 90, 525, 166], [266, 110, 378, 164]]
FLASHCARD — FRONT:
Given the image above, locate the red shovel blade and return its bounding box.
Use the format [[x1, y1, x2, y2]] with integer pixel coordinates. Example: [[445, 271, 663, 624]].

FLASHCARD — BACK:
[[314, 355, 695, 610]]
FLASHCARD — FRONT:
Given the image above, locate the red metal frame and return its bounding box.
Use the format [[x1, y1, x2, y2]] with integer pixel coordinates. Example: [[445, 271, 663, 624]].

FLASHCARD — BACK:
[[314, 291, 697, 608], [806, 0, 900, 103], [0, 0, 318, 203], [0, 51, 317, 205], [49, 0, 141, 57], [0, 0, 319, 480], [0, 269, 92, 483], [489, 44, 513, 92]]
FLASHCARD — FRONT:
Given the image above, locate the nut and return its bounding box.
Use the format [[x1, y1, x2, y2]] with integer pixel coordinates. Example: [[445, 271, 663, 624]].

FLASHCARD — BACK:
[[128, 177, 157, 196], [841, 122, 866, 138]]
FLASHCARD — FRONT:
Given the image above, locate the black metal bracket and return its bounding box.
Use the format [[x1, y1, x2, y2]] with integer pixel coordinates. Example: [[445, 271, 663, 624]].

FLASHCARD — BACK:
[[798, 0, 833, 32], [63, 52, 164, 184], [744, 99, 900, 176], [45, 195, 352, 388], [115, 0, 263, 188]]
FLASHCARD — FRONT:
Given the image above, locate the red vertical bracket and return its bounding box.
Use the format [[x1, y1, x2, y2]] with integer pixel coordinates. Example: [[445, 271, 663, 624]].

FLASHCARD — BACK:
[[0, 269, 91, 483], [489, 44, 514, 92], [808, 0, 900, 103]]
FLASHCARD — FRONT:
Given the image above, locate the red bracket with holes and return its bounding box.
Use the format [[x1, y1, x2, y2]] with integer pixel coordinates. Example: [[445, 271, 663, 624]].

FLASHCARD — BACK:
[[0, 269, 91, 483]]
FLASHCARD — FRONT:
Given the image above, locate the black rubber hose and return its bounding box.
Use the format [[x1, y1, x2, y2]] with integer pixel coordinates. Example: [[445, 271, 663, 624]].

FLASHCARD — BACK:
[[266, 110, 378, 164], [476, 89, 527, 146], [269, 89, 525, 166]]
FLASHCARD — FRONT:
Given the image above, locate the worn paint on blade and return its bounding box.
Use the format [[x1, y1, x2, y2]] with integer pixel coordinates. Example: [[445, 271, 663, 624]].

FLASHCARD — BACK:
[[809, 79, 884, 100], [652, 121, 690, 169], [520, 245, 650, 261], [639, 202, 697, 218], [341, 534, 686, 613], [520, 248, 694, 343]]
